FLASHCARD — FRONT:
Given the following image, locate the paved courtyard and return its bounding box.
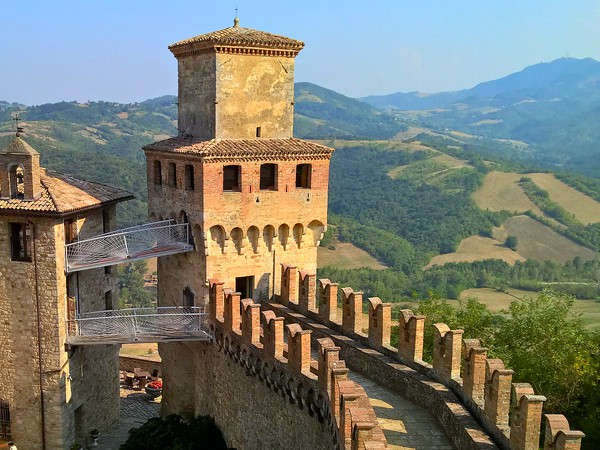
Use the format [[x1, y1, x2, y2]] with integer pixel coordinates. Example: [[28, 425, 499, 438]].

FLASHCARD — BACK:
[[94, 387, 160, 450]]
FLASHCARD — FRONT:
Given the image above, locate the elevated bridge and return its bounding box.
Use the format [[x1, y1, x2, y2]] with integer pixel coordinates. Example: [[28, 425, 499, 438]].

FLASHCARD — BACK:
[[65, 220, 193, 273], [66, 307, 210, 345]]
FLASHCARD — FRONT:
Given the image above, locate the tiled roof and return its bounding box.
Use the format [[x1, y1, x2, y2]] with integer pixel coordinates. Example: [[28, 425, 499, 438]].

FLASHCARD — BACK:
[[169, 20, 304, 55], [0, 169, 133, 215], [144, 138, 334, 161], [0, 136, 40, 156]]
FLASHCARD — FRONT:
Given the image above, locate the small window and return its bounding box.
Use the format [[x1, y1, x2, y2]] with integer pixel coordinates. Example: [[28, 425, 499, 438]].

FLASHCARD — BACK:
[[235, 276, 255, 300], [64, 218, 77, 244], [256, 126, 262, 138], [223, 165, 241, 192], [183, 287, 195, 307], [10, 222, 32, 262], [104, 290, 113, 310], [103, 209, 111, 233], [9, 165, 25, 199], [153, 160, 162, 186], [296, 164, 312, 189], [185, 165, 195, 191], [167, 162, 177, 187], [260, 163, 277, 191]]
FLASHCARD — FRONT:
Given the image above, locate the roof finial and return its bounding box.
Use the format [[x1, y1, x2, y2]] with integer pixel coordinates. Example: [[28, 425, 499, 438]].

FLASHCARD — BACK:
[[12, 114, 23, 137], [234, 6, 239, 27]]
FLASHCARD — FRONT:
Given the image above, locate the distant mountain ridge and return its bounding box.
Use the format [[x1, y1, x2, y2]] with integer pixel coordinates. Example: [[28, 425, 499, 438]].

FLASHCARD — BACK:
[[362, 57, 600, 109]]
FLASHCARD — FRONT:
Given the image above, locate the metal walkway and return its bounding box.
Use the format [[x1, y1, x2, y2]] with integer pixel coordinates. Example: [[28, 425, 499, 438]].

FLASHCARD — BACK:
[[65, 220, 193, 273], [66, 307, 210, 345]]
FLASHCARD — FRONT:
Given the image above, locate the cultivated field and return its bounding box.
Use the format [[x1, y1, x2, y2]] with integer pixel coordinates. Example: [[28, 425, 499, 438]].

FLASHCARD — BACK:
[[493, 215, 596, 263], [472, 171, 543, 215], [425, 235, 525, 269], [459, 288, 600, 330], [318, 243, 387, 270], [120, 343, 161, 361], [528, 173, 600, 224]]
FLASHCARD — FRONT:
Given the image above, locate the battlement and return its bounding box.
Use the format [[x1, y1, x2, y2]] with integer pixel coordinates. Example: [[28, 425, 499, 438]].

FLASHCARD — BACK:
[[277, 265, 585, 450], [209, 279, 388, 449]]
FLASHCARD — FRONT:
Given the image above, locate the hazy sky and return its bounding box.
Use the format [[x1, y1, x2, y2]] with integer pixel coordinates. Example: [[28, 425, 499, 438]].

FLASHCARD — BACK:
[[2, 0, 600, 105]]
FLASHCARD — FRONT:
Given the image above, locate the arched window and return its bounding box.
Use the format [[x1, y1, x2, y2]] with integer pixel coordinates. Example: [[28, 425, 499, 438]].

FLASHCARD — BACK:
[[8, 164, 24, 199], [153, 160, 162, 186], [185, 164, 195, 191], [167, 162, 177, 187], [183, 287, 195, 307]]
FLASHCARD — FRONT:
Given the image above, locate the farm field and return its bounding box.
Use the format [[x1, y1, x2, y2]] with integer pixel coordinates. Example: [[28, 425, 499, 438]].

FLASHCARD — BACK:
[[459, 288, 600, 330], [318, 242, 387, 270], [120, 343, 161, 361], [528, 172, 600, 224], [425, 235, 525, 269], [493, 215, 596, 263], [472, 171, 543, 215]]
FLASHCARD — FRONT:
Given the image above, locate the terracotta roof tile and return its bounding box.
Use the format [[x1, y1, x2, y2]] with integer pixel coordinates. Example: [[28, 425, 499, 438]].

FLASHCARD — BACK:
[[169, 22, 304, 56], [0, 136, 40, 156], [143, 138, 333, 161], [0, 169, 133, 215]]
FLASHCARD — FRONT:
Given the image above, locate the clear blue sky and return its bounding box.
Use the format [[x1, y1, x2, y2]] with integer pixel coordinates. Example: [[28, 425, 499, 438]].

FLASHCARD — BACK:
[[2, 0, 599, 105]]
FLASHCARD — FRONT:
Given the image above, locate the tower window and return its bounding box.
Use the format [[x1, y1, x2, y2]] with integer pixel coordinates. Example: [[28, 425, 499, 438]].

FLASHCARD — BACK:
[[235, 276, 255, 300], [9, 165, 24, 199], [64, 218, 77, 244], [296, 164, 312, 189], [256, 126, 262, 138], [105, 290, 113, 310], [153, 161, 162, 186], [183, 287, 195, 307], [167, 162, 177, 187], [185, 164, 195, 191], [9, 222, 32, 262], [223, 165, 241, 191], [260, 163, 277, 191]]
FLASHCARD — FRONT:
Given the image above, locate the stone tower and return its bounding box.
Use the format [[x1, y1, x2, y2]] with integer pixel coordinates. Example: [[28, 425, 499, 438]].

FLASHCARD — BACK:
[[0, 135, 132, 448], [145, 19, 334, 309]]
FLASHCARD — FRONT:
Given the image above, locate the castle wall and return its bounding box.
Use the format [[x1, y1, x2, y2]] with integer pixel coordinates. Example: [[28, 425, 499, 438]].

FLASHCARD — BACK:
[[214, 53, 295, 139], [178, 52, 217, 138]]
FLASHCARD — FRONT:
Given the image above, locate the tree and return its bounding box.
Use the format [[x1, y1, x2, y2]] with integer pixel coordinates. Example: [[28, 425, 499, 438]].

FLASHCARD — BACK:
[[505, 235, 518, 250], [117, 261, 152, 308]]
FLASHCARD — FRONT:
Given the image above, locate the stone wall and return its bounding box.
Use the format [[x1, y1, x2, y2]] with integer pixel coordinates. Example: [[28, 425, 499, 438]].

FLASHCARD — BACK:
[[158, 280, 388, 450], [274, 269, 586, 450], [119, 356, 161, 377], [0, 206, 120, 449]]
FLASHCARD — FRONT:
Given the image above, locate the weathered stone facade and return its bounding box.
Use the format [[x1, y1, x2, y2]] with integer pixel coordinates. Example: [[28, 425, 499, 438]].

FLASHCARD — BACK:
[[0, 137, 131, 448]]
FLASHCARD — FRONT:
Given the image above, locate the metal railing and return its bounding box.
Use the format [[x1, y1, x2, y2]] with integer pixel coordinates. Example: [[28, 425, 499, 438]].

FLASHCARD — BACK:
[[66, 306, 210, 345], [65, 220, 193, 273]]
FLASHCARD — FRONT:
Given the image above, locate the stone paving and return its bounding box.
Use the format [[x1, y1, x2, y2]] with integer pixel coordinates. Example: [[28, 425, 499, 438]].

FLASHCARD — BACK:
[[348, 371, 454, 450], [93, 386, 160, 450]]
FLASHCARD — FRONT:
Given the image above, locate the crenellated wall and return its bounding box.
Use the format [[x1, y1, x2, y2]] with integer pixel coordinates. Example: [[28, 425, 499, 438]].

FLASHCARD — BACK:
[[275, 266, 585, 450], [158, 279, 388, 450]]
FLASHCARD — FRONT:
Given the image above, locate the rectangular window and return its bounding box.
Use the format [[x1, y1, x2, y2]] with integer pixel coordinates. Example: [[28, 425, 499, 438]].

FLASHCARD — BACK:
[[296, 163, 312, 189], [260, 163, 277, 191], [153, 160, 162, 186], [103, 209, 111, 233], [223, 165, 241, 192], [256, 126, 262, 138], [167, 162, 177, 187], [183, 287, 195, 307], [235, 276, 255, 300], [105, 290, 113, 310], [185, 164, 195, 191], [10, 222, 32, 262], [64, 218, 77, 244]]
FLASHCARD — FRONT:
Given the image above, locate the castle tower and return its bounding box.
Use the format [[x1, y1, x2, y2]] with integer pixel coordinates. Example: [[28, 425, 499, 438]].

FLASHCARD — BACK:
[[0, 135, 133, 448], [145, 19, 334, 310]]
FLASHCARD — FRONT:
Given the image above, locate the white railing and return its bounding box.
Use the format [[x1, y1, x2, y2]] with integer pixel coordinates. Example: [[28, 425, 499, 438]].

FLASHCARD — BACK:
[[65, 220, 193, 272], [66, 306, 210, 345]]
